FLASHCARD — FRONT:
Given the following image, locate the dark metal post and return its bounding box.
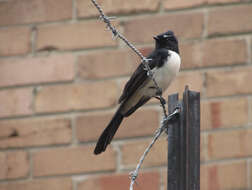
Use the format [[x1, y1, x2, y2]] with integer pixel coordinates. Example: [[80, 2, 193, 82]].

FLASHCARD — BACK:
[[167, 86, 200, 190], [167, 93, 180, 190]]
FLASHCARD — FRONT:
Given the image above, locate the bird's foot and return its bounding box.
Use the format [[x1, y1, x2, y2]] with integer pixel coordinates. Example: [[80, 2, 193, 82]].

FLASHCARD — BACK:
[[174, 103, 181, 113]]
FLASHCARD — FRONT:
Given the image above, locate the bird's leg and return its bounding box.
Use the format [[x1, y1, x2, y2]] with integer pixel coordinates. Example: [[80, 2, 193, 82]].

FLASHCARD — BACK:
[[154, 87, 166, 105], [155, 96, 166, 105], [155, 87, 162, 96]]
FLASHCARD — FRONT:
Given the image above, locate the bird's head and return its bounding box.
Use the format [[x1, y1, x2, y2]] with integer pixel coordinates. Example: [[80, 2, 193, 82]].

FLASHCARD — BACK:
[[153, 30, 179, 54]]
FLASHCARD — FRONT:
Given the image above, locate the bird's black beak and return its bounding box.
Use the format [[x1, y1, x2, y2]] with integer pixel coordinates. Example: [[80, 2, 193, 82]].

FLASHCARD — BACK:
[[153, 36, 159, 41]]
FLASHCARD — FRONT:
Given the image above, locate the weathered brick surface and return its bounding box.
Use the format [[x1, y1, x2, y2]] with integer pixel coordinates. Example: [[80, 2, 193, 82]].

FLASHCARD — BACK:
[[121, 138, 167, 168], [208, 129, 252, 160], [1, 0, 252, 188], [0, 0, 72, 26], [201, 98, 248, 130], [0, 151, 29, 180], [140, 38, 247, 70], [78, 172, 160, 190], [0, 88, 33, 118], [76, 108, 159, 142], [201, 161, 247, 190], [77, 0, 160, 18], [0, 27, 30, 56], [34, 81, 118, 113], [206, 67, 252, 97], [201, 134, 207, 161], [208, 5, 252, 36], [124, 12, 204, 43], [0, 178, 72, 190], [164, 0, 205, 10], [250, 98, 252, 123], [208, 0, 243, 4], [165, 72, 204, 96], [0, 118, 71, 149], [76, 109, 159, 142], [162, 169, 168, 190], [78, 49, 138, 79], [250, 161, 252, 188], [181, 38, 247, 69], [0, 55, 75, 87], [33, 146, 116, 176], [121, 135, 205, 169], [36, 21, 118, 51], [164, 0, 242, 10]]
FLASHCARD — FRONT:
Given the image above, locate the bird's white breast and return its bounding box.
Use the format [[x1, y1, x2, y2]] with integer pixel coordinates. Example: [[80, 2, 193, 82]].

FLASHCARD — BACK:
[[153, 50, 181, 92]]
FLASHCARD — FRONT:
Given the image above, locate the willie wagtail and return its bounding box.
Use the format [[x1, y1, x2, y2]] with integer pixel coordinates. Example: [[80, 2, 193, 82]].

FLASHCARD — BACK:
[[94, 30, 181, 154]]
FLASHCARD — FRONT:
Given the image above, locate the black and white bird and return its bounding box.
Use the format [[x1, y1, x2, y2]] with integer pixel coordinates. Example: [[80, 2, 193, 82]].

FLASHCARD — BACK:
[[94, 30, 181, 155]]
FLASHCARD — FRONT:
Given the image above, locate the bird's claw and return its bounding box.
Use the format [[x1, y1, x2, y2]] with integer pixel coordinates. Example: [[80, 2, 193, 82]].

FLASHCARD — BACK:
[[174, 103, 181, 113], [142, 58, 152, 63]]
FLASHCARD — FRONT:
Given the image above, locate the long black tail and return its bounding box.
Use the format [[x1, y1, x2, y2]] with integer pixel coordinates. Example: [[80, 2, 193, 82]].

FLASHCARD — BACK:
[[94, 109, 124, 155]]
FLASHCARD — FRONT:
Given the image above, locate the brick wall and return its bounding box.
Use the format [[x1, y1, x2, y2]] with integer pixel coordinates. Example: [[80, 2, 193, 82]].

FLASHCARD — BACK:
[[0, 0, 251, 190]]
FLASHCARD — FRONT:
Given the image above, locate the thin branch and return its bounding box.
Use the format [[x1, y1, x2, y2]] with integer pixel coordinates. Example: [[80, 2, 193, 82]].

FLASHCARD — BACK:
[[91, 0, 167, 117], [129, 107, 180, 190]]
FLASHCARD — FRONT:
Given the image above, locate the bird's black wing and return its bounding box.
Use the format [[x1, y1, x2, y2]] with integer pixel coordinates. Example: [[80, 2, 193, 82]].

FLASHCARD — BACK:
[[118, 49, 169, 103]]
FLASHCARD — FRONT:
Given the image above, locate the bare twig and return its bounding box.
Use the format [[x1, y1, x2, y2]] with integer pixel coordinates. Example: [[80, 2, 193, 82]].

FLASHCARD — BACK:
[[91, 0, 167, 117], [129, 107, 180, 190]]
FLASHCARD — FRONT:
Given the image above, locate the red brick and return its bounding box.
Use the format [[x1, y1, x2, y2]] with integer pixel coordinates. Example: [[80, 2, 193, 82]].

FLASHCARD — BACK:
[[206, 67, 252, 97], [201, 98, 248, 130], [0, 55, 75, 87], [165, 72, 204, 96], [36, 21, 118, 51], [32, 146, 116, 176], [201, 134, 207, 161], [0, 178, 72, 190], [77, 0, 160, 18], [208, 0, 243, 4], [250, 98, 252, 123], [164, 0, 242, 10], [208, 5, 252, 36], [164, 0, 205, 10], [208, 129, 252, 160], [124, 12, 204, 44], [180, 41, 202, 69], [0, 88, 33, 118], [0, 151, 29, 180], [121, 138, 167, 168], [0, 0, 72, 26], [78, 49, 138, 79], [76, 109, 159, 142], [0, 118, 71, 149], [0, 27, 30, 56], [201, 161, 247, 190], [34, 81, 118, 113], [201, 164, 208, 190], [161, 169, 167, 190], [181, 38, 247, 69], [250, 161, 252, 188], [78, 172, 160, 190]]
